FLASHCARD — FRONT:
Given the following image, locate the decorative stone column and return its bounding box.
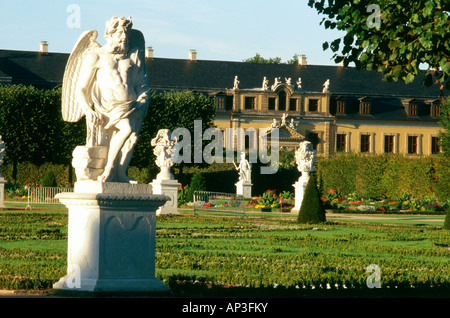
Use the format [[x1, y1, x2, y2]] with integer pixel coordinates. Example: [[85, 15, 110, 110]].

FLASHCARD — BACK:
[[291, 141, 317, 213], [53, 181, 169, 294], [236, 180, 252, 199], [150, 129, 180, 215]]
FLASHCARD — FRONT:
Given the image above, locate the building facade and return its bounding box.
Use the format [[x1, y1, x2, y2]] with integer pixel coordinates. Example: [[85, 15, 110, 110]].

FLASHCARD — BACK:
[[0, 47, 444, 157]]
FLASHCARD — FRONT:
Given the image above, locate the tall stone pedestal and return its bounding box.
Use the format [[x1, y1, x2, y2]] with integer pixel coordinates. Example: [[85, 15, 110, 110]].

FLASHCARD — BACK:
[[291, 175, 310, 213], [0, 177, 6, 208], [53, 181, 169, 294], [151, 178, 180, 215], [236, 180, 252, 199]]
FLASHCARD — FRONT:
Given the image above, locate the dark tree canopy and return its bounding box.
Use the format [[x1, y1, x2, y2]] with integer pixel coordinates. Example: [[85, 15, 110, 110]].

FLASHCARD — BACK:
[[308, 0, 449, 88]]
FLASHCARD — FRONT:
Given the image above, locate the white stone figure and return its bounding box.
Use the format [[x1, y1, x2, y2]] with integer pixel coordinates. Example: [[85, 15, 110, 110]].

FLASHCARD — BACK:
[[61, 16, 150, 183], [0, 136, 5, 171], [151, 129, 177, 180], [271, 77, 281, 90], [233, 152, 251, 182], [285, 77, 292, 86], [266, 118, 279, 132], [322, 79, 330, 93], [296, 77, 302, 89], [295, 141, 317, 174], [233, 75, 240, 89], [262, 76, 269, 90], [289, 118, 297, 130], [281, 113, 288, 126], [292, 141, 317, 213]]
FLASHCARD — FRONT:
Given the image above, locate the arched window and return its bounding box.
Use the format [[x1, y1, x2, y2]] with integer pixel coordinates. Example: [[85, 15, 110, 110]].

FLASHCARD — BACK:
[[278, 90, 286, 111]]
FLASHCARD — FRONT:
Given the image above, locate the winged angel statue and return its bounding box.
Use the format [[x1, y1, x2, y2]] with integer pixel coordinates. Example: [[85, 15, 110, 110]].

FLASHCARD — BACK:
[[62, 16, 150, 182]]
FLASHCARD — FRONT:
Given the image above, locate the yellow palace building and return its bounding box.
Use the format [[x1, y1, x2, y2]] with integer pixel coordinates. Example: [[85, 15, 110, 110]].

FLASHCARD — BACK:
[[0, 46, 444, 157]]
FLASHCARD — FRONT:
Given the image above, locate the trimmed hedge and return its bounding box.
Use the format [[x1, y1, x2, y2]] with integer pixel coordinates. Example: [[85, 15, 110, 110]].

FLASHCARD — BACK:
[[1, 153, 449, 202]]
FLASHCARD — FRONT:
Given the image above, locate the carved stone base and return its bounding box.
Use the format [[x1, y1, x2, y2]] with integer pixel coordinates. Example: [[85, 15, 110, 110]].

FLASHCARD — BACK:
[[151, 178, 180, 215], [53, 182, 169, 293], [0, 177, 6, 208], [236, 180, 252, 198], [72, 145, 108, 181], [291, 175, 310, 213]]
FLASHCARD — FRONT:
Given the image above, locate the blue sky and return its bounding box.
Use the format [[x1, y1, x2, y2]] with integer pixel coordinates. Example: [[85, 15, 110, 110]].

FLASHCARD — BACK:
[[0, 0, 346, 65]]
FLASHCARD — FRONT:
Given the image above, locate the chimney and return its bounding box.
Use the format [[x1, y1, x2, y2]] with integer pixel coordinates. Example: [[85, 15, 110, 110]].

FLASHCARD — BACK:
[[40, 41, 48, 54], [188, 49, 197, 61], [298, 54, 307, 65], [145, 46, 154, 59]]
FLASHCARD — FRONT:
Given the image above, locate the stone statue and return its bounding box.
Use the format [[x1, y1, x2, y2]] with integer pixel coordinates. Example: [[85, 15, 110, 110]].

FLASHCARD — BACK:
[[233, 75, 240, 89], [266, 118, 279, 133], [0, 136, 5, 176], [61, 16, 150, 183], [233, 152, 251, 182], [288, 118, 297, 130], [151, 129, 177, 180], [281, 113, 288, 126], [296, 77, 302, 89], [262, 76, 269, 90], [271, 77, 281, 90], [322, 79, 330, 93], [295, 141, 316, 174], [285, 77, 292, 86]]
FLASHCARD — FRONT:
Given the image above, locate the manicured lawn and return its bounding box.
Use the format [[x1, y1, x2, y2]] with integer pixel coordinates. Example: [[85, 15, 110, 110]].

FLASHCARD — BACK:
[[0, 202, 449, 297]]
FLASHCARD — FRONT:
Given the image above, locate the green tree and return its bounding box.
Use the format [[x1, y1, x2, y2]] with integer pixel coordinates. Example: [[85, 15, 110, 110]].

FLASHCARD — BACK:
[[307, 0, 449, 87], [243, 53, 302, 64], [439, 98, 450, 155], [297, 174, 327, 224], [243, 53, 282, 64]]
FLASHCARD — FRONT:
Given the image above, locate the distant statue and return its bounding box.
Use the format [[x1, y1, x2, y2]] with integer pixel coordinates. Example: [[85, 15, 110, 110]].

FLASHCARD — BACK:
[[322, 79, 330, 93], [295, 141, 316, 174], [233, 152, 251, 182], [271, 77, 281, 90], [233, 76, 240, 89], [0, 136, 5, 175], [296, 77, 302, 89], [266, 118, 279, 132], [288, 118, 297, 130], [285, 77, 292, 86], [281, 113, 288, 126], [151, 129, 177, 170], [61, 16, 150, 183], [262, 76, 269, 90]]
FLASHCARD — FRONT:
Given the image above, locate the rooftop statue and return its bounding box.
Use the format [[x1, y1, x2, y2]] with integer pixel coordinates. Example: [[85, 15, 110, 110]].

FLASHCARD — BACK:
[[61, 16, 150, 183]]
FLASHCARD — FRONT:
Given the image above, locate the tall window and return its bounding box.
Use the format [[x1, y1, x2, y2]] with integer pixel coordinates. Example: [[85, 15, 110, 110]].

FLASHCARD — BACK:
[[384, 135, 394, 153], [432, 104, 441, 118], [336, 134, 346, 152], [215, 96, 225, 110], [431, 136, 440, 154], [308, 99, 319, 112], [289, 98, 297, 111], [244, 97, 256, 110], [278, 91, 286, 111], [337, 101, 345, 114], [360, 102, 370, 115], [268, 97, 276, 111], [408, 136, 418, 154], [409, 103, 417, 116], [360, 134, 370, 153]]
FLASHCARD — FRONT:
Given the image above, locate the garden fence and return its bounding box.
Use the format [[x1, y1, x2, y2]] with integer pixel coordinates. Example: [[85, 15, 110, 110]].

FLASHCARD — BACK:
[[193, 191, 246, 216], [26, 186, 73, 210]]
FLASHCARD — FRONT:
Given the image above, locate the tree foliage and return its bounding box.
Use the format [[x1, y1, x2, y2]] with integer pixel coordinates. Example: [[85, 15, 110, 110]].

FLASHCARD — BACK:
[[0, 85, 216, 173], [438, 97, 450, 155], [243, 53, 301, 65], [307, 0, 449, 87]]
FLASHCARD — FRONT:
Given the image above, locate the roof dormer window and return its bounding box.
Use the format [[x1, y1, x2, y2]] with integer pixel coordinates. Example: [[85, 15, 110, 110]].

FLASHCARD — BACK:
[[359, 98, 371, 115]]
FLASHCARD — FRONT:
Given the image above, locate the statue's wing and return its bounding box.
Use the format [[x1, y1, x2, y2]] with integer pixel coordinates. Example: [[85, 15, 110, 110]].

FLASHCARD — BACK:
[[61, 30, 100, 122], [128, 29, 145, 53]]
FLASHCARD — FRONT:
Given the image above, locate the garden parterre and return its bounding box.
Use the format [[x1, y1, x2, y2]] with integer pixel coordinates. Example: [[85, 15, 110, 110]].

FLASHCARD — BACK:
[[0, 205, 448, 296]]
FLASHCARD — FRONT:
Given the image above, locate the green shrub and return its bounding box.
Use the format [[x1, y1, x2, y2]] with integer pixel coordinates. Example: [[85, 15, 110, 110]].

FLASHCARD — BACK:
[[444, 212, 450, 230], [297, 174, 326, 224], [40, 170, 57, 187]]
